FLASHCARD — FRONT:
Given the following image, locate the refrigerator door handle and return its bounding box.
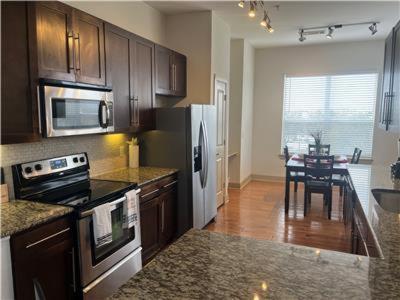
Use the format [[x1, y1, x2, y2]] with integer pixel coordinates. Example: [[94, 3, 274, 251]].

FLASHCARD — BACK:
[[201, 120, 209, 188], [199, 122, 205, 188]]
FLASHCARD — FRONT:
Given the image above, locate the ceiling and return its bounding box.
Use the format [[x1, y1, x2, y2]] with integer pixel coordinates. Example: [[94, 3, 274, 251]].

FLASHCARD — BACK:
[[146, 1, 400, 48]]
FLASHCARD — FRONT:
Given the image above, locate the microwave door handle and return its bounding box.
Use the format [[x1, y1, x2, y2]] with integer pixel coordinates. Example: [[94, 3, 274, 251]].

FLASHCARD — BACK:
[[98, 101, 108, 128]]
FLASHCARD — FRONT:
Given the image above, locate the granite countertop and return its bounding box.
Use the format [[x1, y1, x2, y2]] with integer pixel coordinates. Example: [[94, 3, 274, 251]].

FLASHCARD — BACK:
[[94, 166, 178, 187], [347, 164, 400, 261], [1, 200, 73, 238], [110, 229, 400, 299]]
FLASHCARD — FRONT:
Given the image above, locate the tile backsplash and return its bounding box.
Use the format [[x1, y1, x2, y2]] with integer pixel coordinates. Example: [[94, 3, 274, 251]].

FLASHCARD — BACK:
[[1, 134, 132, 199]]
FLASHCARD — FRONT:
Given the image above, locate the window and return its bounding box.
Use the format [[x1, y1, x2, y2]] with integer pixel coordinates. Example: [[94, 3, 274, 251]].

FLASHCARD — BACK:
[[281, 73, 378, 158]]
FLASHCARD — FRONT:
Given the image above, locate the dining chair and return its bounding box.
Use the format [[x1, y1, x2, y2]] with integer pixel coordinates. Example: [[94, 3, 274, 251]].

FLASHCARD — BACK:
[[303, 155, 334, 219], [284, 146, 305, 193], [308, 144, 331, 155], [333, 147, 362, 197]]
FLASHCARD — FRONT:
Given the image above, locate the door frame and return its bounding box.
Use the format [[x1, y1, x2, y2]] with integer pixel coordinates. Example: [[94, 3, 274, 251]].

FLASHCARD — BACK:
[[213, 75, 229, 203]]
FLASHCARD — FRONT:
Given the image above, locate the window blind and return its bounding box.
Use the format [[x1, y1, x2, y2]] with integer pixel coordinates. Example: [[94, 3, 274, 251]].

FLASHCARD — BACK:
[[281, 73, 378, 158]]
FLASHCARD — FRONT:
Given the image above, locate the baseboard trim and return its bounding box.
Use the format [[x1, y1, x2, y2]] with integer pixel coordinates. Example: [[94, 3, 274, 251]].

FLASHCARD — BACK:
[[251, 174, 285, 183], [228, 175, 252, 189]]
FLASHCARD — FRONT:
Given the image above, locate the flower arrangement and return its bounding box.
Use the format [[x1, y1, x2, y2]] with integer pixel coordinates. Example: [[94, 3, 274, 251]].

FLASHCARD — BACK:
[[310, 130, 323, 154]]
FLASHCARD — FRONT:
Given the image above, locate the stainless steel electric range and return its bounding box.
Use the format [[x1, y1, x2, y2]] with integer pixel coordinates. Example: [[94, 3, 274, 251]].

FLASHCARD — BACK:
[[12, 153, 142, 299]]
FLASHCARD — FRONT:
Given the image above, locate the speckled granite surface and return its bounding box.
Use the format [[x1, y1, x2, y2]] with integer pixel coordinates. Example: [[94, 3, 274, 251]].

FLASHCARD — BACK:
[[110, 229, 400, 299], [348, 164, 400, 261], [94, 167, 178, 187], [1, 200, 73, 238]]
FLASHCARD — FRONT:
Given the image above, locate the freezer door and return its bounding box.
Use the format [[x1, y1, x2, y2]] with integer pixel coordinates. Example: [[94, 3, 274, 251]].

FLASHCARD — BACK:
[[202, 105, 217, 225], [190, 105, 205, 229]]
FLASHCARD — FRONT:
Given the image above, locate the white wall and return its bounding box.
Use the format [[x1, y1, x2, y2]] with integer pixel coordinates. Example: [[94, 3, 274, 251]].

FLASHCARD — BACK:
[[211, 13, 231, 91], [65, 1, 167, 45], [240, 41, 255, 182], [228, 39, 255, 185], [252, 40, 397, 178]]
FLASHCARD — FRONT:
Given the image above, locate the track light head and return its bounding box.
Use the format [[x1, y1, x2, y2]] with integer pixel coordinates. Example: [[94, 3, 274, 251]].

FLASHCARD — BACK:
[[299, 29, 306, 42], [267, 23, 274, 33], [238, 0, 244, 8], [248, 2, 256, 18], [369, 23, 378, 35], [326, 27, 334, 39], [260, 11, 267, 27]]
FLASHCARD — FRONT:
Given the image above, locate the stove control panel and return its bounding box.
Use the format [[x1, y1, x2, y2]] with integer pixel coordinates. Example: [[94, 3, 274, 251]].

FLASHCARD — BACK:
[[21, 153, 88, 179]]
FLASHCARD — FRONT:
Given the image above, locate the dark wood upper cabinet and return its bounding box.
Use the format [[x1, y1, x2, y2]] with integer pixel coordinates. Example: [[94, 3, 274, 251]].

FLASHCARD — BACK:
[[73, 10, 105, 85], [35, 1, 75, 82], [379, 19, 400, 132], [105, 23, 154, 132], [155, 45, 187, 97], [105, 24, 132, 132], [131, 37, 155, 130], [34, 1, 105, 85], [1, 1, 41, 144]]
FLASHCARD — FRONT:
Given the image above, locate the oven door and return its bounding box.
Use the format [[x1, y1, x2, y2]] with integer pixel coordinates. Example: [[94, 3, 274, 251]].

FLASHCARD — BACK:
[[42, 85, 114, 137], [77, 194, 141, 287]]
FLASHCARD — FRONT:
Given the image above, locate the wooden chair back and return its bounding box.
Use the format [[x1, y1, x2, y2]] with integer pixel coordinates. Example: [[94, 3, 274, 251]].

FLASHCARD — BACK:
[[304, 155, 334, 183], [351, 148, 362, 164], [284, 146, 290, 163], [308, 144, 331, 155]]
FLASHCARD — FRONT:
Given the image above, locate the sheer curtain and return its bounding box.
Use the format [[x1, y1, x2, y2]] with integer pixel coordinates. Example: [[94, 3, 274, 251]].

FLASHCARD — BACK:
[[281, 73, 378, 157]]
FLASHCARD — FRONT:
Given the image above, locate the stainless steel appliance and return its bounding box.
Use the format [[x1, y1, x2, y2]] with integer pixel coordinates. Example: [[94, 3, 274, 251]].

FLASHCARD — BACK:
[[38, 83, 114, 137], [141, 104, 217, 232], [12, 153, 142, 300]]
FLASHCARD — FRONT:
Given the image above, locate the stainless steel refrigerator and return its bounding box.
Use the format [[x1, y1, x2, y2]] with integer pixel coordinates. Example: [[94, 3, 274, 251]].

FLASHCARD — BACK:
[[140, 105, 217, 236]]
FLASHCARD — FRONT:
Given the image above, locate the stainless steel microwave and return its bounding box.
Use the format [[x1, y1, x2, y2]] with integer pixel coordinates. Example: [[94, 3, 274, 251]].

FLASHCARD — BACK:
[[39, 84, 114, 137]]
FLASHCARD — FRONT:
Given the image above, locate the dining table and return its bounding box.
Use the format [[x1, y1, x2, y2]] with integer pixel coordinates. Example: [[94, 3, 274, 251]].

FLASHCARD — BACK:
[[284, 154, 349, 214]]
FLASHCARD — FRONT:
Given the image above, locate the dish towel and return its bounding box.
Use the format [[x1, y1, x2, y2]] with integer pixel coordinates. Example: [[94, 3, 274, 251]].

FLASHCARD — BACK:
[[92, 202, 112, 248], [123, 189, 139, 229]]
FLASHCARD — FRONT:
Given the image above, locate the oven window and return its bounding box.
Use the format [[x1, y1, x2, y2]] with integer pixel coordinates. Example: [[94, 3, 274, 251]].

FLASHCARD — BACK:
[[52, 98, 100, 129], [91, 203, 135, 264]]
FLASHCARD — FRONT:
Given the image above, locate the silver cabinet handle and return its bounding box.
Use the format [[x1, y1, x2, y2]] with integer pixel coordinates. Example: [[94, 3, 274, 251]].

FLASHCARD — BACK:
[[161, 200, 165, 233], [74, 33, 81, 72], [26, 228, 70, 249], [163, 180, 178, 189], [33, 278, 46, 300], [141, 188, 159, 199]]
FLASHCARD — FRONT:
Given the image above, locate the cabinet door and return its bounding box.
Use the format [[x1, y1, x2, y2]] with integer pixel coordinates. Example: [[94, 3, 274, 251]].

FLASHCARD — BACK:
[[159, 185, 177, 246], [35, 1, 75, 82], [105, 24, 132, 132], [389, 22, 400, 132], [11, 218, 74, 300], [73, 10, 105, 85], [132, 37, 154, 130], [380, 30, 394, 129], [172, 53, 187, 97], [140, 197, 160, 264], [1, 2, 41, 144], [155, 45, 172, 95]]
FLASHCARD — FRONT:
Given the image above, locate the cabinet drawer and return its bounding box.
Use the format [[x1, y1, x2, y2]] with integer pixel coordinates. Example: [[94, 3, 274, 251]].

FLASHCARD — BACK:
[[140, 181, 160, 202], [157, 174, 178, 191], [11, 216, 72, 255]]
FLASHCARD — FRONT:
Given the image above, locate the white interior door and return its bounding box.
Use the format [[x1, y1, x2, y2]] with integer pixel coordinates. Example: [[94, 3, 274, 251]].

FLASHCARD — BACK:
[[214, 77, 228, 208]]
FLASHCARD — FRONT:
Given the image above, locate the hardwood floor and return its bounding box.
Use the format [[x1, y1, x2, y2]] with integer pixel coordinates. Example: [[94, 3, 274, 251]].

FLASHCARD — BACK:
[[206, 180, 351, 253]]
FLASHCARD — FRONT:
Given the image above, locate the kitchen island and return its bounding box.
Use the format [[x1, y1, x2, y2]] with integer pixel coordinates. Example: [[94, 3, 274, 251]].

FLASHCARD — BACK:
[[110, 229, 400, 299]]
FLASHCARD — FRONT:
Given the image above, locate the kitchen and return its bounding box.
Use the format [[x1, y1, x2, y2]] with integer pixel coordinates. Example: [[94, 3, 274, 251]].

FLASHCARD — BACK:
[[1, 1, 400, 299]]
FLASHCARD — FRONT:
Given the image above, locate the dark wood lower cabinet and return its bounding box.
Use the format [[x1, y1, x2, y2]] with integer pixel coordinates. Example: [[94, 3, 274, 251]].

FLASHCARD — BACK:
[[139, 174, 178, 264], [10, 216, 74, 300]]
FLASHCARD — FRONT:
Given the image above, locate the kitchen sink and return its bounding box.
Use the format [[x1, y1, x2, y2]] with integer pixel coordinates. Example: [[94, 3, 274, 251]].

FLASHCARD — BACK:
[[371, 189, 400, 213]]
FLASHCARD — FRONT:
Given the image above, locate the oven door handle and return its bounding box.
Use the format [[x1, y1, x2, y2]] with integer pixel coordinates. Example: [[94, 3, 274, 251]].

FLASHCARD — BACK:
[[79, 189, 141, 218]]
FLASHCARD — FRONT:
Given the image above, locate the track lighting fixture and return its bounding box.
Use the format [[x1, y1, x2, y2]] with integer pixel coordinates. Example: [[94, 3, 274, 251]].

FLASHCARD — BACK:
[[260, 11, 267, 27], [369, 23, 378, 35], [298, 21, 379, 43], [238, 0, 244, 8], [248, 2, 256, 18], [326, 27, 334, 39], [299, 29, 306, 42], [266, 23, 274, 33]]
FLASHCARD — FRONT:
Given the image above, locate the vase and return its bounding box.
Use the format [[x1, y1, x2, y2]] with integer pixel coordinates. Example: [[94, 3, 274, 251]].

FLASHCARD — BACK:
[[129, 145, 139, 168]]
